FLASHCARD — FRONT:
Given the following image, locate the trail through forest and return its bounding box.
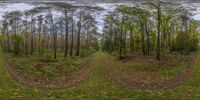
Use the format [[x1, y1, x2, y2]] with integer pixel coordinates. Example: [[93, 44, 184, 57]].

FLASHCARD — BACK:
[[1, 52, 200, 99], [104, 52, 199, 91], [2, 55, 94, 89], [1, 52, 199, 91]]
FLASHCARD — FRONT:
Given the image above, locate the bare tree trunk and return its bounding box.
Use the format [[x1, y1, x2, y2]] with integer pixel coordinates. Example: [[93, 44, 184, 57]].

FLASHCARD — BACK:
[[119, 25, 123, 59], [145, 21, 150, 54], [14, 19, 18, 55], [86, 25, 89, 47], [140, 21, 145, 55], [70, 13, 74, 57], [25, 15, 28, 55], [38, 19, 42, 56], [157, 2, 161, 60], [31, 15, 34, 55], [124, 26, 127, 57], [49, 10, 57, 59], [51, 14, 57, 59], [129, 27, 134, 53], [64, 11, 69, 57], [109, 25, 113, 55], [43, 24, 46, 55], [6, 28, 10, 52], [76, 11, 83, 56]]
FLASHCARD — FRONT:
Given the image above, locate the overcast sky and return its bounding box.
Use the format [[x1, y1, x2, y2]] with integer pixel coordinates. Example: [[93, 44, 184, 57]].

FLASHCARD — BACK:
[[0, 2, 200, 33]]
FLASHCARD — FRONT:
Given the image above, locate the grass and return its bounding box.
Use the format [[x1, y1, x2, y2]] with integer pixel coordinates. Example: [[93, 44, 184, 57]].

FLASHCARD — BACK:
[[5, 54, 88, 81], [161, 66, 183, 80], [0, 51, 200, 99], [160, 54, 194, 80], [110, 53, 194, 84]]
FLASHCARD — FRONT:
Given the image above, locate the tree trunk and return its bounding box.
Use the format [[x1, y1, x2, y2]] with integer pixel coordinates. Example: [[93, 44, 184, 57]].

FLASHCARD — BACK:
[[145, 21, 150, 54], [157, 3, 161, 60], [70, 13, 74, 57], [119, 26, 123, 59], [38, 19, 42, 56], [140, 21, 145, 55], [31, 15, 34, 55], [129, 27, 134, 53], [14, 19, 18, 55], [124, 26, 127, 57], [109, 24, 113, 55], [76, 11, 83, 56], [6, 28, 10, 52], [49, 10, 57, 59], [25, 15, 28, 55], [64, 11, 69, 57]]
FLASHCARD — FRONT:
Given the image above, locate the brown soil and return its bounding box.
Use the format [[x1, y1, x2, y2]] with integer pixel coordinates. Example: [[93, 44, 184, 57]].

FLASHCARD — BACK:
[[104, 53, 198, 91], [3, 57, 94, 90]]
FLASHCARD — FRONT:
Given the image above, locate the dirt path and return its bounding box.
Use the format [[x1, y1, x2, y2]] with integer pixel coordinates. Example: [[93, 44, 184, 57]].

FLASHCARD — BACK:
[[104, 53, 198, 91], [2, 52, 198, 91], [3, 57, 95, 90]]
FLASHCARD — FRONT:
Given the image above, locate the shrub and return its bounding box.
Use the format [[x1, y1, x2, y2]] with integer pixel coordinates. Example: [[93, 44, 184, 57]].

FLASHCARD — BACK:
[[80, 47, 96, 57]]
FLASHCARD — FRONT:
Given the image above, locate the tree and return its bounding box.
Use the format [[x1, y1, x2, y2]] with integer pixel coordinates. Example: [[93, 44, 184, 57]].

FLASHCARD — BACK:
[[48, 10, 57, 59], [48, 3, 73, 57], [103, 13, 116, 55], [4, 11, 22, 55], [37, 15, 43, 56], [70, 13, 74, 57], [157, 2, 161, 60], [26, 6, 50, 55], [76, 11, 84, 56], [1, 18, 9, 52], [82, 12, 98, 48]]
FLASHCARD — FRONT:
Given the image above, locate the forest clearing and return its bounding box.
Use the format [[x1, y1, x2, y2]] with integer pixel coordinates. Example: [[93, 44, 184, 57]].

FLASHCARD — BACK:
[[0, 0, 200, 99]]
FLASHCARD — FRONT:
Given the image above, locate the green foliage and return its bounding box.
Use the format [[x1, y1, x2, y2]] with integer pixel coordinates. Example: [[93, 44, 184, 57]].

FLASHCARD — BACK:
[[161, 67, 182, 80], [102, 6, 199, 58], [23, 32, 30, 38], [0, 33, 3, 42], [134, 30, 142, 51], [43, 66, 60, 77], [80, 47, 96, 57], [189, 34, 199, 51], [172, 23, 199, 53], [10, 34, 24, 54], [0, 33, 4, 50], [91, 41, 100, 51]]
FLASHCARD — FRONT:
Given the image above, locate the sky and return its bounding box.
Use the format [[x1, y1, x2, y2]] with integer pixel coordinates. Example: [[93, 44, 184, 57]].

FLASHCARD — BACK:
[[0, 2, 200, 33]]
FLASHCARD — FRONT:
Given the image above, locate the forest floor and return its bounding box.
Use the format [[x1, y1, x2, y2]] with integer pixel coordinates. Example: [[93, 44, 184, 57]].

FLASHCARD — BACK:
[[104, 52, 197, 90], [3, 54, 94, 89], [0, 51, 200, 99]]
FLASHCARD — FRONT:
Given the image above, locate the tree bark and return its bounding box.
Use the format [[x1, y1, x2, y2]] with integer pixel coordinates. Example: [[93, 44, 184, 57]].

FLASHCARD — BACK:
[[76, 11, 83, 56], [157, 2, 161, 60], [140, 21, 145, 55], [64, 11, 69, 57], [129, 27, 134, 53], [70, 13, 74, 57], [145, 21, 150, 54], [38, 18, 42, 56], [49, 10, 57, 59], [31, 15, 34, 55]]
